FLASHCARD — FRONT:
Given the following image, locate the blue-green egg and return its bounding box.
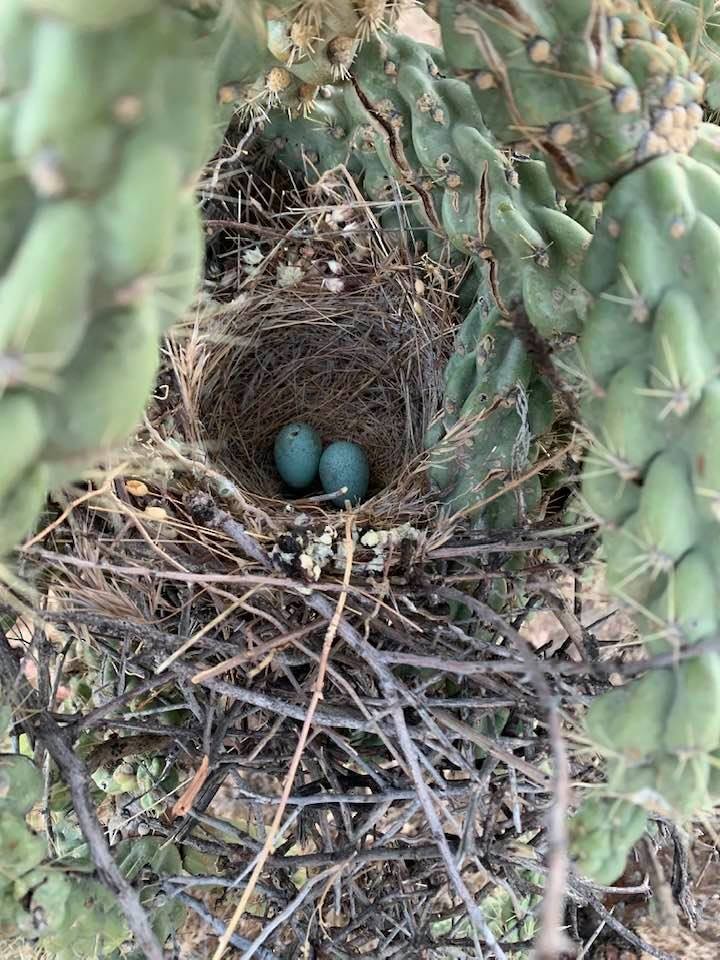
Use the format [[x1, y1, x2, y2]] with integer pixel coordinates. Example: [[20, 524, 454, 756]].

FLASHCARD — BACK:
[[319, 441, 370, 507], [274, 422, 322, 490]]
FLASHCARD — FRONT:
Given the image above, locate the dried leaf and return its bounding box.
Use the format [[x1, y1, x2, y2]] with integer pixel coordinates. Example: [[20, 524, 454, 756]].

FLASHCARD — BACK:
[[171, 755, 210, 819], [126, 480, 149, 497], [143, 506, 167, 522]]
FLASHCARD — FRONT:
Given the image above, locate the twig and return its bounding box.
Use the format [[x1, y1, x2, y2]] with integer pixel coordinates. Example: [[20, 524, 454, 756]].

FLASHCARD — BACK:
[[171, 890, 281, 960], [432, 708, 549, 786], [174, 659, 382, 732], [669, 823, 697, 927], [194, 496, 515, 958], [387, 697, 509, 960], [155, 597, 246, 673], [580, 886, 679, 960], [239, 866, 340, 960], [438, 585, 573, 958], [540, 588, 594, 661], [190, 621, 325, 683], [230, 779, 472, 808], [211, 515, 357, 960], [535, 699, 573, 960]]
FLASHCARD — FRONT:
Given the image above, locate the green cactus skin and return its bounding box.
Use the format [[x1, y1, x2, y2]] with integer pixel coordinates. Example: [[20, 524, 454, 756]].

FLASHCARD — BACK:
[[436, 0, 720, 883], [438, 0, 704, 196], [579, 153, 720, 646], [0, 756, 43, 815], [0, 2, 218, 553], [642, 1, 720, 109], [584, 656, 720, 816], [569, 796, 648, 886], [194, 0, 416, 120], [570, 153, 720, 880], [426, 287, 553, 529], [0, 743, 185, 951], [319, 440, 370, 506]]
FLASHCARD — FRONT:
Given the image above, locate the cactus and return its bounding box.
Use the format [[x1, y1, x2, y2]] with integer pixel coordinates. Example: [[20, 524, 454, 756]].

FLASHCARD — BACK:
[[0, 2, 433, 555], [7, 0, 720, 907], [438, 0, 704, 194], [195, 0, 417, 120], [268, 34, 591, 340], [264, 33, 590, 524], [572, 152, 720, 875], [438, 0, 720, 883], [0, 743, 185, 951], [0, 749, 126, 950], [425, 285, 554, 527], [569, 795, 649, 886], [645, 1, 720, 109], [0, 1, 220, 551]]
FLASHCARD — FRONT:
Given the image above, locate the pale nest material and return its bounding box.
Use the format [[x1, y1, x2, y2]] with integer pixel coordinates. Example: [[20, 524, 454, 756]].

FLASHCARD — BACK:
[[270, 515, 420, 581]]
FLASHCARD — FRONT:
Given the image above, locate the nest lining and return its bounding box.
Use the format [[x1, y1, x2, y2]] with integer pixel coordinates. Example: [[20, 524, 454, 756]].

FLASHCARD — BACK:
[[201, 288, 430, 503], [167, 164, 460, 525]]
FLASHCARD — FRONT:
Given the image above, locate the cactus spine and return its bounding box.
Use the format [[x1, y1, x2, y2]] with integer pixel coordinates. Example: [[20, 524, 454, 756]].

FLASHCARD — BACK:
[[439, 0, 720, 882], [0, 1, 222, 551], [4, 0, 719, 904], [196, 0, 418, 119]]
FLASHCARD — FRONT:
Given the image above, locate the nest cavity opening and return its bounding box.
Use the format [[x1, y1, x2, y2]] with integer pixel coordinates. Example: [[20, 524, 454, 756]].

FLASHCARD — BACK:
[[181, 167, 458, 522]]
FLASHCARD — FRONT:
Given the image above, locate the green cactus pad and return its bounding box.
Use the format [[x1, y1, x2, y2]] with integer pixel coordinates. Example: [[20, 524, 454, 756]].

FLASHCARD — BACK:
[[569, 796, 648, 885], [37, 879, 127, 959], [25, 0, 157, 29], [570, 145, 720, 884], [579, 154, 720, 650], [629, 1, 720, 109], [0, 756, 42, 815], [0, 812, 45, 880], [584, 671, 676, 762], [0, 4, 217, 553]]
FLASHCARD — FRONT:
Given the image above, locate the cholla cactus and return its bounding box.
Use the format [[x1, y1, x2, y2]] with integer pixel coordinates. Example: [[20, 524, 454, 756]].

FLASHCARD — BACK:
[[645, 0, 720, 108], [0, 751, 126, 949], [437, 0, 720, 883], [0, 1, 217, 553], [0, 2, 427, 555], [199, 0, 418, 118], [4, 0, 720, 905], [0, 741, 185, 951]]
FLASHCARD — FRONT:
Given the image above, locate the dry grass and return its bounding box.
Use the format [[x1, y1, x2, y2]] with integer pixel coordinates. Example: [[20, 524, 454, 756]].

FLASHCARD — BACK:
[[161, 158, 456, 527]]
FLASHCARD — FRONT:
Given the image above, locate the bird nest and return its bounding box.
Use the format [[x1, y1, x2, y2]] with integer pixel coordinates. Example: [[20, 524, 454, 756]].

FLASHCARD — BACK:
[[4, 133, 698, 960], [154, 156, 459, 532]]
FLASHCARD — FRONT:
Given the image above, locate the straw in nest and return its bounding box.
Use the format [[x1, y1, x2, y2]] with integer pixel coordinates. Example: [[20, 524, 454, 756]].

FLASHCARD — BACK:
[[157, 164, 461, 534]]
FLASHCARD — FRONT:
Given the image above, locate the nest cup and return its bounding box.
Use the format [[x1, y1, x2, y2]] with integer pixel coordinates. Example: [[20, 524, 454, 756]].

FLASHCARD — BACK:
[[195, 262, 448, 521]]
